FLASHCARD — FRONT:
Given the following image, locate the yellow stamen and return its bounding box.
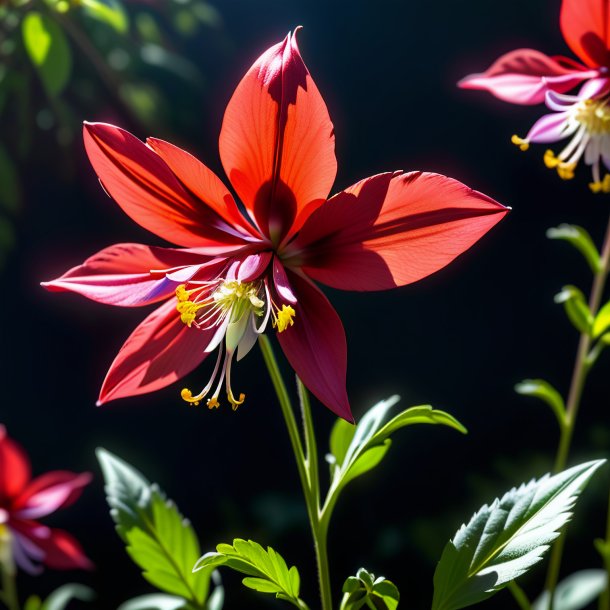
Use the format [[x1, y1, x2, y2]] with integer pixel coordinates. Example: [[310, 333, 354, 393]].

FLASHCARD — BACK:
[[228, 391, 246, 411], [273, 304, 296, 333], [575, 98, 610, 135], [207, 396, 220, 409], [181, 387, 201, 406], [175, 284, 206, 327], [511, 134, 529, 151], [544, 149, 576, 180], [589, 174, 610, 193]]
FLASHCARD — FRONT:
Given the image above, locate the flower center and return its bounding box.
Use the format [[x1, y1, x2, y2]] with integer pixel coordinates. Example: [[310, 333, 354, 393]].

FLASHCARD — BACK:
[[574, 98, 610, 135]]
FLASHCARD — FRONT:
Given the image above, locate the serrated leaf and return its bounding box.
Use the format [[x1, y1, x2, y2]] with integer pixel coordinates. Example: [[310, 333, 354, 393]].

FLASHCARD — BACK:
[[340, 568, 400, 610], [40, 584, 95, 610], [515, 379, 566, 426], [81, 0, 128, 33], [432, 460, 606, 610], [555, 286, 594, 335], [117, 594, 189, 610], [532, 570, 607, 610], [97, 449, 212, 606], [547, 225, 601, 274], [593, 301, 610, 338], [22, 12, 72, 97], [194, 539, 304, 608]]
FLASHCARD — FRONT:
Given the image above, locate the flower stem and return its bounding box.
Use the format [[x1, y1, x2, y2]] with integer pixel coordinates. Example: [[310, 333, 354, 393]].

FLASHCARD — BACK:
[[259, 336, 333, 610], [545, 213, 610, 610], [508, 581, 533, 610], [0, 562, 20, 610]]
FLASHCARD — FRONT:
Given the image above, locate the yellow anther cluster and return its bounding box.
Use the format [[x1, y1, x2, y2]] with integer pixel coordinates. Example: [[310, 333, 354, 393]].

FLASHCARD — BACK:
[[589, 174, 610, 193], [273, 304, 296, 333], [544, 150, 576, 180], [175, 284, 204, 327], [214, 280, 264, 313], [207, 397, 221, 409], [511, 134, 529, 151], [575, 98, 610, 135]]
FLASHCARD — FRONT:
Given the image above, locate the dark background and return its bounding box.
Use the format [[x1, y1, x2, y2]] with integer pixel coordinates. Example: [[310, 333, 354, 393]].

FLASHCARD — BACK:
[[1, 0, 610, 608]]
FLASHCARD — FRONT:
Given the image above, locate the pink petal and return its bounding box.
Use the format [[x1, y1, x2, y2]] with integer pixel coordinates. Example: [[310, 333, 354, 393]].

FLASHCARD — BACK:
[[42, 243, 213, 307], [219, 28, 337, 242], [561, 0, 610, 68], [0, 426, 31, 502], [98, 299, 216, 404], [13, 472, 92, 520], [459, 49, 597, 105], [525, 111, 573, 143], [226, 251, 273, 282], [83, 123, 250, 248], [273, 257, 297, 303], [289, 172, 508, 291], [277, 272, 352, 422]]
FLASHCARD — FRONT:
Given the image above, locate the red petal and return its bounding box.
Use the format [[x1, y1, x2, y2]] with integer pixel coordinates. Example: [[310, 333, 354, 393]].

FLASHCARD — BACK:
[[98, 299, 215, 404], [42, 243, 213, 307], [146, 138, 260, 239], [277, 272, 352, 422], [14, 472, 92, 519], [459, 49, 597, 105], [33, 527, 93, 571], [84, 123, 250, 248], [219, 28, 336, 241], [290, 172, 508, 291], [561, 0, 610, 68], [0, 427, 30, 502]]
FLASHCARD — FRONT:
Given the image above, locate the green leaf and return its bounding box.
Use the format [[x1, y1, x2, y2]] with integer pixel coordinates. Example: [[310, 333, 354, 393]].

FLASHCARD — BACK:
[[593, 301, 610, 338], [117, 594, 189, 610], [515, 379, 566, 426], [555, 286, 594, 335], [432, 460, 606, 610], [194, 539, 304, 608], [22, 12, 72, 97], [80, 0, 128, 33], [340, 568, 400, 610], [0, 144, 21, 213], [532, 570, 607, 610], [547, 224, 601, 274], [328, 397, 466, 493], [97, 449, 212, 606], [40, 584, 95, 610], [24, 597, 42, 610]]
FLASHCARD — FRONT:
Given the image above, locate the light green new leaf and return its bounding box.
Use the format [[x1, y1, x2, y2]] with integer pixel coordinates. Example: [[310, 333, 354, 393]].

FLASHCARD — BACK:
[[432, 460, 605, 610], [547, 224, 601, 274], [117, 594, 189, 610], [532, 570, 607, 610], [40, 584, 95, 610], [193, 539, 304, 608], [22, 12, 72, 97], [328, 396, 466, 492], [593, 301, 610, 338], [340, 568, 400, 610], [515, 379, 566, 427], [555, 286, 594, 335], [81, 0, 129, 33]]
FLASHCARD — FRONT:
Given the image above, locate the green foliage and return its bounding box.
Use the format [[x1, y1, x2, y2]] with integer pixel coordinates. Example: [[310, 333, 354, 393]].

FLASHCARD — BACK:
[[515, 379, 566, 427], [26, 584, 95, 610], [593, 301, 610, 338], [532, 570, 607, 610], [547, 224, 601, 274], [117, 594, 191, 610], [340, 568, 400, 610], [555, 286, 593, 335], [21, 11, 72, 97], [431, 460, 605, 610], [327, 396, 466, 493], [194, 539, 306, 609], [97, 449, 214, 608], [81, 0, 129, 33]]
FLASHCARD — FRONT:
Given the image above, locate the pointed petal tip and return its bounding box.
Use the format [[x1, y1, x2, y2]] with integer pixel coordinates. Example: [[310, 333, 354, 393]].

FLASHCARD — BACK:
[[95, 399, 104, 408]]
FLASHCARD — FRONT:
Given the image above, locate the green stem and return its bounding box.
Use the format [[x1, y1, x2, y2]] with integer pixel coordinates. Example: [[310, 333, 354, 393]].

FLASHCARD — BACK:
[[545, 213, 610, 610], [0, 562, 19, 610], [259, 337, 333, 610], [508, 581, 533, 610]]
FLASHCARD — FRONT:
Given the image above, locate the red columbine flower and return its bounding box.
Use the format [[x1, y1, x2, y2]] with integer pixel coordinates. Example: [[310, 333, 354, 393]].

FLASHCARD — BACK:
[[459, 0, 610, 191], [44, 29, 507, 422], [0, 426, 92, 574]]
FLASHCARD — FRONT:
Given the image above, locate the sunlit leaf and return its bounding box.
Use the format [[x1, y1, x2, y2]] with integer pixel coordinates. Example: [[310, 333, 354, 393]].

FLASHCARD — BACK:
[[22, 11, 72, 97], [340, 568, 399, 610], [555, 286, 593, 335], [547, 225, 601, 274], [194, 539, 304, 609], [515, 379, 565, 426], [40, 584, 95, 610], [432, 460, 605, 610], [594, 301, 610, 338], [81, 0, 129, 33], [532, 570, 607, 610]]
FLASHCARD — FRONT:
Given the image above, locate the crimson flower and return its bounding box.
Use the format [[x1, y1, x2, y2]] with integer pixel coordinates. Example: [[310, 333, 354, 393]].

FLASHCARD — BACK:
[[460, 0, 610, 191], [44, 29, 507, 422], [0, 426, 92, 574]]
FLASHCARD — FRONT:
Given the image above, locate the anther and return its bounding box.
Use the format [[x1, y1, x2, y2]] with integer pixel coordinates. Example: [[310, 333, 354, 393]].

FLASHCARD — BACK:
[[511, 134, 529, 151]]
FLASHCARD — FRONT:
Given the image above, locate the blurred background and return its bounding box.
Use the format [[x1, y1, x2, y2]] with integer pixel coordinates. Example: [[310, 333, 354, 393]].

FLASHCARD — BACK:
[[1, 0, 609, 607]]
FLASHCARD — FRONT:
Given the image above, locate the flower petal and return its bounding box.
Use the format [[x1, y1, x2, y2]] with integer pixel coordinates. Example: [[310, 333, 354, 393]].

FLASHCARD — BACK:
[[290, 172, 508, 291], [277, 272, 352, 422], [459, 49, 597, 105], [98, 299, 216, 404], [41, 243, 213, 307], [525, 110, 575, 143], [84, 123, 250, 248], [561, 0, 610, 68], [13, 472, 92, 520], [0, 426, 30, 502], [219, 28, 336, 241]]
